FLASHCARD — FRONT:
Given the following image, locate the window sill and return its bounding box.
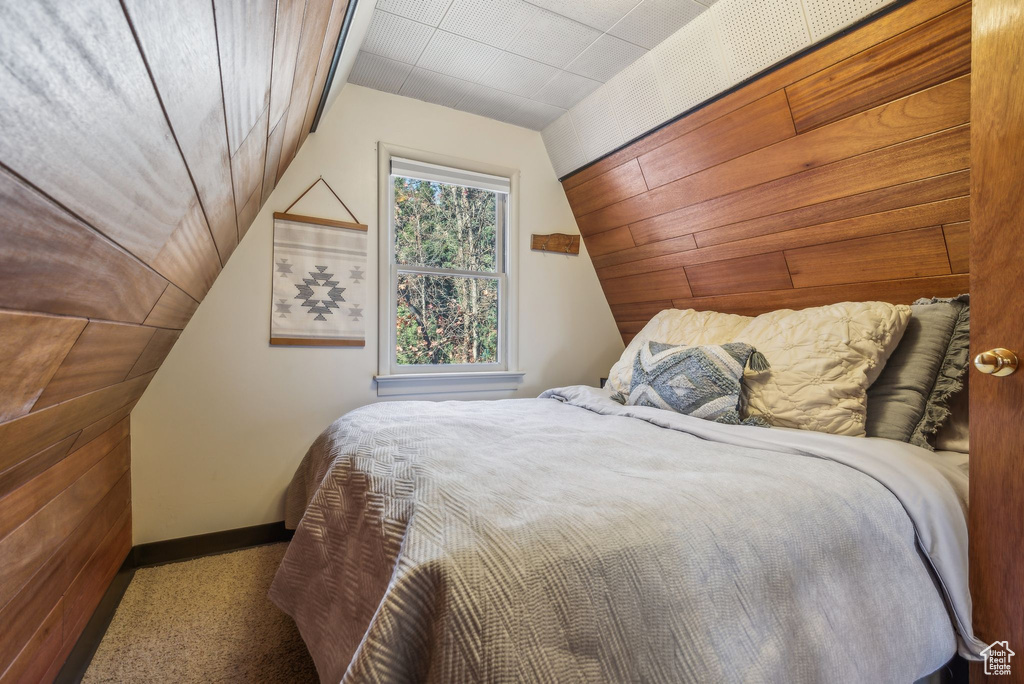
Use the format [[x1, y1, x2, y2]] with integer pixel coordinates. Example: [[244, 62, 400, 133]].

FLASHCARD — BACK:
[[374, 371, 525, 397]]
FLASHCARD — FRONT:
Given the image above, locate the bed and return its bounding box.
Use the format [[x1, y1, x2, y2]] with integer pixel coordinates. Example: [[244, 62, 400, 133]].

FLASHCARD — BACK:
[[269, 384, 982, 683]]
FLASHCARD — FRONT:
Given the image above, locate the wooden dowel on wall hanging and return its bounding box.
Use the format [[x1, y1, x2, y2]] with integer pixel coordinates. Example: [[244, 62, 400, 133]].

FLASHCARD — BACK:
[[531, 233, 580, 254], [272, 212, 367, 231]]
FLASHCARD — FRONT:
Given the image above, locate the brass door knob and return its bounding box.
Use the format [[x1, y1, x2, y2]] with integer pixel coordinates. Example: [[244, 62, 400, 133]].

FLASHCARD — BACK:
[[974, 348, 1019, 376]]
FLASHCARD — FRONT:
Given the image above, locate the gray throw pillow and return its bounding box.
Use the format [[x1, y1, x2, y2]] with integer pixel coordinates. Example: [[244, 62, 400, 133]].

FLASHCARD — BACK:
[[932, 374, 969, 453], [626, 341, 769, 426], [866, 295, 969, 448]]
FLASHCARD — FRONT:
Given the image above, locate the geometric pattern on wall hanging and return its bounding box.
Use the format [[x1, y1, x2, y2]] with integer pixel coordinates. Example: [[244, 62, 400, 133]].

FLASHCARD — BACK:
[[271, 213, 368, 346], [271, 176, 369, 346]]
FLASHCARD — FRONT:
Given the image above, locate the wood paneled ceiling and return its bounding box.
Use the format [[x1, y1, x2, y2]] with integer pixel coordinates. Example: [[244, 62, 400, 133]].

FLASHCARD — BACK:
[[0, 0, 349, 679], [561, 0, 971, 342], [0, 0, 350, 419]]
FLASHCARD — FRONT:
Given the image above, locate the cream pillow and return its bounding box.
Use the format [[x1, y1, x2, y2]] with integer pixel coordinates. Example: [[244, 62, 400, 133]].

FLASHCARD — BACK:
[[608, 302, 911, 437]]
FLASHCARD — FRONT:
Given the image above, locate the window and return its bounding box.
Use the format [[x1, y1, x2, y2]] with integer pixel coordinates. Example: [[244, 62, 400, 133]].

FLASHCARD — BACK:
[[377, 146, 521, 395]]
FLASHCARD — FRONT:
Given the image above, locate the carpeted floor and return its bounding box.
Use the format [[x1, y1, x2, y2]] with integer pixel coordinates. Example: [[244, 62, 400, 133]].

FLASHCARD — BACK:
[[83, 543, 318, 683]]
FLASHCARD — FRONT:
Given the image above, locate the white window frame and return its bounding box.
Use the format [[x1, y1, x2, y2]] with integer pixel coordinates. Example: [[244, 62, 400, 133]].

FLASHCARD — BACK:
[[375, 142, 522, 396]]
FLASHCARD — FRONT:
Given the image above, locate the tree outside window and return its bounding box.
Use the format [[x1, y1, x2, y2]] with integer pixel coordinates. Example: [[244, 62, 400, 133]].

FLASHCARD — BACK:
[[392, 174, 506, 367]]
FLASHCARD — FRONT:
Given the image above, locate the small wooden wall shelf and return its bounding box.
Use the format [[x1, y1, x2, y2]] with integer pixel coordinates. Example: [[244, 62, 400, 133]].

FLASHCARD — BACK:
[[531, 233, 580, 254]]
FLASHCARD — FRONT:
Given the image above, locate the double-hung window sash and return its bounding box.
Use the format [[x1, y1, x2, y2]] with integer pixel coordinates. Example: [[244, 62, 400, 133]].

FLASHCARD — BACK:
[[388, 157, 511, 374]]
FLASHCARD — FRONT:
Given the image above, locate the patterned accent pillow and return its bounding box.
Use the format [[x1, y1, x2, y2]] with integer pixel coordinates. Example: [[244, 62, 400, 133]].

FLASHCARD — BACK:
[[625, 341, 768, 426]]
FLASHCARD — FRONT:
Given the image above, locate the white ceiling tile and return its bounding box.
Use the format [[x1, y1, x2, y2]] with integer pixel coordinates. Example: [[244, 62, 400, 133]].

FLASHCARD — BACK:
[[439, 0, 538, 49], [455, 83, 530, 121], [564, 33, 646, 82], [375, 0, 454, 26], [533, 70, 601, 109], [507, 8, 601, 68], [606, 52, 667, 141], [362, 11, 435, 64], [348, 51, 413, 94], [504, 99, 566, 130], [526, 0, 642, 32], [802, 0, 892, 41], [651, 12, 731, 116], [416, 31, 503, 81], [570, 87, 623, 160], [608, 0, 706, 50], [542, 112, 587, 176], [477, 52, 558, 97], [399, 67, 475, 107], [711, 0, 810, 82]]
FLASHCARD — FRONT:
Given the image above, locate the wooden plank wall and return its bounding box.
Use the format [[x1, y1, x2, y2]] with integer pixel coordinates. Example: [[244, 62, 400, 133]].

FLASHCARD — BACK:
[[0, 1, 349, 680], [561, 0, 972, 344]]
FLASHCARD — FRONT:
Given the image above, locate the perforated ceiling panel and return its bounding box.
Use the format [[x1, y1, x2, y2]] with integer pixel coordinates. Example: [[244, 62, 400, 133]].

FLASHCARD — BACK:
[[711, 0, 810, 81], [534, 70, 602, 110], [503, 99, 566, 130], [608, 0, 706, 50], [802, 0, 890, 40], [362, 11, 434, 64], [606, 52, 668, 141], [651, 11, 732, 116], [527, 0, 643, 32], [455, 83, 529, 122], [374, 0, 453, 26], [349, 51, 413, 94], [565, 34, 647, 82], [541, 113, 587, 177], [400, 67, 474, 107], [439, 0, 537, 49], [353, 0, 894, 154], [417, 31, 502, 82], [507, 8, 601, 68], [570, 88, 623, 160], [478, 52, 558, 97], [353, 0, 697, 132]]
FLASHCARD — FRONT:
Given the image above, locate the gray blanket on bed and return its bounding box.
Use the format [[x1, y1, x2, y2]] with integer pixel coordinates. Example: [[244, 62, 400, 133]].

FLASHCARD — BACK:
[[270, 386, 982, 684]]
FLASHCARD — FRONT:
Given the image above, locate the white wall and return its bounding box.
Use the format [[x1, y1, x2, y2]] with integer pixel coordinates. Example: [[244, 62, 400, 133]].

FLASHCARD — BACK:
[[130, 84, 623, 544]]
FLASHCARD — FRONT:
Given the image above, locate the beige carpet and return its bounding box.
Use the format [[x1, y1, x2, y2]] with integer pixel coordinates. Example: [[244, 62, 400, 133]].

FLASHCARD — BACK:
[[84, 543, 318, 683]]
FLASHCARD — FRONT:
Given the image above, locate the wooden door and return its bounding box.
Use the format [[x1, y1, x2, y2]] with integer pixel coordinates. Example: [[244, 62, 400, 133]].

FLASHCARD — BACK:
[[969, 0, 1024, 680]]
